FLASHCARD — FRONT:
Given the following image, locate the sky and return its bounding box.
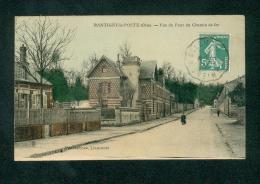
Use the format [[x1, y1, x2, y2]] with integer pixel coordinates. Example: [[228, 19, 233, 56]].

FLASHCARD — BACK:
[[15, 15, 245, 84]]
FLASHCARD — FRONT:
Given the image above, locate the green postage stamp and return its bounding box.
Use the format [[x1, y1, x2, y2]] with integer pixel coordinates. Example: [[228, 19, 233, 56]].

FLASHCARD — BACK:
[[199, 34, 229, 71]]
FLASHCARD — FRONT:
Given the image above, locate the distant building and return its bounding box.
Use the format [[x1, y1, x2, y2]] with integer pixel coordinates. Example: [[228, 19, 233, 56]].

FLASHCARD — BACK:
[[87, 55, 174, 121], [217, 75, 245, 117], [194, 98, 200, 109], [15, 45, 53, 109], [213, 98, 218, 108]]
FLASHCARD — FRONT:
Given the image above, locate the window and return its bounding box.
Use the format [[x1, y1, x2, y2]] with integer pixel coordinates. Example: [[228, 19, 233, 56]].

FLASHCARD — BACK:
[[102, 67, 107, 73], [108, 83, 111, 93], [153, 99, 155, 113]]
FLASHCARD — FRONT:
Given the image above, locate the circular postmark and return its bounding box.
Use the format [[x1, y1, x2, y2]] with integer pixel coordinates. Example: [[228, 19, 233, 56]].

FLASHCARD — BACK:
[[184, 35, 229, 82]]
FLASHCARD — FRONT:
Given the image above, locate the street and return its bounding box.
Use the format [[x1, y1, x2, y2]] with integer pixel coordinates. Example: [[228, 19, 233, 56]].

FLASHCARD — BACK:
[[36, 107, 243, 160]]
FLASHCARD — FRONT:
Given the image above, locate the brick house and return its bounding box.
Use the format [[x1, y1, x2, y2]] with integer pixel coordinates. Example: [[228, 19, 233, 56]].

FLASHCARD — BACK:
[[87, 55, 174, 121], [15, 45, 53, 109]]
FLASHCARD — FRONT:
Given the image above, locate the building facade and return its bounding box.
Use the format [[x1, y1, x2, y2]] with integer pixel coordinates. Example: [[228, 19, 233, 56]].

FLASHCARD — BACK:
[[15, 45, 53, 109], [87, 55, 174, 121], [217, 75, 245, 117]]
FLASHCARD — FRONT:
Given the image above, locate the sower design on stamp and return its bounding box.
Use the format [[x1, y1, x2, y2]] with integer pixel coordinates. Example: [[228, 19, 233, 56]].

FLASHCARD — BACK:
[[184, 34, 229, 82], [199, 34, 229, 71]]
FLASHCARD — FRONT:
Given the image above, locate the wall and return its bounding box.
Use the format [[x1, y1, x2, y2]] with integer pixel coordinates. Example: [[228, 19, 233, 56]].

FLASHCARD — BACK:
[[101, 107, 140, 126], [88, 78, 121, 108], [236, 107, 245, 124], [139, 79, 172, 121], [174, 103, 194, 113], [15, 108, 101, 142], [88, 58, 122, 108]]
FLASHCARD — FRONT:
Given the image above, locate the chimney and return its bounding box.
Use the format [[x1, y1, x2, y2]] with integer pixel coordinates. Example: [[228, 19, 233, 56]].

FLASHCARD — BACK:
[[20, 44, 28, 79], [20, 44, 27, 63], [117, 53, 120, 67]]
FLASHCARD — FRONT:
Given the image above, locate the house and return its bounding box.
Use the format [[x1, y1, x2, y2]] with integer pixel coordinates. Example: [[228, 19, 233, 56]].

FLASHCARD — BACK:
[[87, 55, 174, 121], [15, 45, 53, 109], [217, 75, 245, 117]]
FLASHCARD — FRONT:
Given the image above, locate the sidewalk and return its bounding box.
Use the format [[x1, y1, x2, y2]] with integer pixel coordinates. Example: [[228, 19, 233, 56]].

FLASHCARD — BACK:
[[15, 109, 196, 160], [211, 112, 245, 158]]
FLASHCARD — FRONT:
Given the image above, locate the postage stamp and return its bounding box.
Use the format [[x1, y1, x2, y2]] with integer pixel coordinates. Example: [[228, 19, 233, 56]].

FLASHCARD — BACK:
[[199, 34, 229, 71], [184, 34, 229, 82]]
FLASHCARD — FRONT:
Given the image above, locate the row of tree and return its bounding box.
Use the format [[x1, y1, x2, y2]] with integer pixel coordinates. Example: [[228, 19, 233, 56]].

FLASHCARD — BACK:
[[162, 62, 223, 105]]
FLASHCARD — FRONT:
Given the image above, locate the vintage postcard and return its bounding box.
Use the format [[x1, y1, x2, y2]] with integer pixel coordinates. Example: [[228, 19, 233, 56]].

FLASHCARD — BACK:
[[14, 15, 245, 160]]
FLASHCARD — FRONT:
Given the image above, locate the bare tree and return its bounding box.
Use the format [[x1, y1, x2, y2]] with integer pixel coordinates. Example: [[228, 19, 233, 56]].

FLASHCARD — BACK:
[[64, 69, 77, 86], [120, 80, 135, 107], [119, 41, 132, 58], [162, 62, 175, 80], [16, 16, 75, 108], [82, 52, 99, 74]]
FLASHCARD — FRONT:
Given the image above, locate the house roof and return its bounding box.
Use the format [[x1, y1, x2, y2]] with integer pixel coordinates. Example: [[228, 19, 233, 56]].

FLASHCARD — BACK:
[[15, 62, 52, 86], [224, 75, 245, 92], [87, 55, 125, 78], [139, 60, 157, 79]]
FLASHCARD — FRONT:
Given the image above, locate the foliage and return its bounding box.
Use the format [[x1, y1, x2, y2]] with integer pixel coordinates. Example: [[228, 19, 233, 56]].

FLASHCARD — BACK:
[[228, 83, 245, 107], [42, 69, 88, 102], [73, 76, 88, 103], [196, 83, 223, 105], [165, 79, 197, 103], [162, 62, 223, 105], [165, 79, 223, 105]]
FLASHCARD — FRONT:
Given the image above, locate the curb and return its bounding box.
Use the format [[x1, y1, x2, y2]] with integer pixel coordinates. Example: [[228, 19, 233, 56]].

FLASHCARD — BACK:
[[29, 109, 197, 158], [215, 123, 236, 157]]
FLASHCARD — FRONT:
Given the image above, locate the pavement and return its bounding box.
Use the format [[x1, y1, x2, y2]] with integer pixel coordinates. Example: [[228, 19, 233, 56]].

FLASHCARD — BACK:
[[213, 112, 245, 158], [14, 109, 196, 161]]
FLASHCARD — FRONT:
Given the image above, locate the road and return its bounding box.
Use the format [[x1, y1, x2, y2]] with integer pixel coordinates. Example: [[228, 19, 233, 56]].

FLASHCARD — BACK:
[[39, 107, 235, 160]]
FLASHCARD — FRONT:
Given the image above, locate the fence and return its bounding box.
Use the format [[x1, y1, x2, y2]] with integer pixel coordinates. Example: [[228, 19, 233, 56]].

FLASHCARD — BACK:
[[15, 108, 101, 142], [101, 108, 115, 120], [101, 107, 140, 126], [15, 108, 68, 126], [173, 103, 194, 113]]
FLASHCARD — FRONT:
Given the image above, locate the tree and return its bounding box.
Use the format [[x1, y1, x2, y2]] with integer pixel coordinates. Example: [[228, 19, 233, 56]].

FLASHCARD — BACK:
[[196, 83, 223, 105], [119, 41, 132, 58], [82, 52, 99, 73], [16, 17, 75, 108], [73, 76, 87, 105], [80, 52, 100, 87], [42, 69, 72, 102], [65, 69, 77, 86], [162, 62, 175, 80]]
